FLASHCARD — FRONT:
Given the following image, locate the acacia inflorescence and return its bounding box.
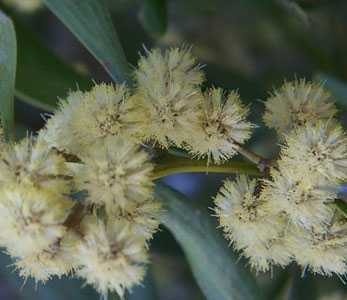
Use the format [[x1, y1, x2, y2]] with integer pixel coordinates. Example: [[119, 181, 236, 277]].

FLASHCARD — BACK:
[[0, 46, 345, 298]]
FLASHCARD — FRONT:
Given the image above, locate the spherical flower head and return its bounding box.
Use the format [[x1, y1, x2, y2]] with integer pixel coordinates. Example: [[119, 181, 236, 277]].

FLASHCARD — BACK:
[[262, 167, 336, 229], [188, 88, 254, 164], [242, 234, 293, 272], [75, 215, 148, 298], [39, 90, 84, 154], [76, 136, 154, 212], [287, 226, 347, 276], [280, 121, 347, 183], [134, 47, 204, 147], [0, 136, 72, 194], [263, 79, 337, 136], [41, 84, 145, 155], [214, 176, 283, 250], [112, 199, 161, 242], [14, 231, 80, 282], [0, 186, 74, 258]]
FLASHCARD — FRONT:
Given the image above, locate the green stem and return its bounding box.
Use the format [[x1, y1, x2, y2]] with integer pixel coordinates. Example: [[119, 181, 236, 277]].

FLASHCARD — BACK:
[[151, 154, 262, 180]]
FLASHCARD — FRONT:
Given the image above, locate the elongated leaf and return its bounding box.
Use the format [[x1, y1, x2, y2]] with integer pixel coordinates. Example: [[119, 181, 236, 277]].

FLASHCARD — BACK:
[[43, 0, 130, 83], [0, 10, 16, 140], [14, 18, 91, 111], [156, 183, 264, 300], [139, 0, 168, 37], [334, 199, 347, 218]]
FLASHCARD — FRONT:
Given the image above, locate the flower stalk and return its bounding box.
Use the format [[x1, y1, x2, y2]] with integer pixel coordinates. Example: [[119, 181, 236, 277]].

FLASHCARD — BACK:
[[151, 154, 262, 180]]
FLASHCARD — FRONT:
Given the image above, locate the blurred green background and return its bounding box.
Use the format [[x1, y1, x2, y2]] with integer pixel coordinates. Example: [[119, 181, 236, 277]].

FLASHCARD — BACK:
[[1, 0, 347, 299]]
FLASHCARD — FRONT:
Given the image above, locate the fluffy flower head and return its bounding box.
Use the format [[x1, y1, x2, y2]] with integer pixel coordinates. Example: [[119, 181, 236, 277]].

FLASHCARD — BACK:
[[280, 121, 347, 183], [242, 234, 292, 272], [14, 231, 79, 282], [0, 186, 74, 258], [76, 136, 154, 212], [0, 137, 71, 193], [214, 176, 281, 249], [188, 88, 254, 164], [75, 215, 148, 297], [287, 225, 347, 276], [262, 167, 336, 229], [214, 176, 292, 271], [134, 47, 204, 147], [41, 84, 144, 154], [112, 199, 161, 241], [263, 80, 336, 136]]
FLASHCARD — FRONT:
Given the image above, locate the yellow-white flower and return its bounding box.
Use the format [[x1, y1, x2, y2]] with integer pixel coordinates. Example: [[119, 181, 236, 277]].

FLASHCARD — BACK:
[[39, 90, 84, 154], [0, 186, 74, 258], [262, 167, 336, 229], [41, 84, 145, 155], [214, 176, 292, 271], [75, 215, 148, 298], [112, 199, 161, 241], [242, 233, 292, 272], [280, 121, 347, 184], [14, 231, 79, 282], [188, 88, 254, 164], [0, 137, 71, 194], [76, 136, 153, 212], [287, 224, 347, 276], [215, 176, 278, 247], [134, 47, 204, 147], [263, 80, 336, 136]]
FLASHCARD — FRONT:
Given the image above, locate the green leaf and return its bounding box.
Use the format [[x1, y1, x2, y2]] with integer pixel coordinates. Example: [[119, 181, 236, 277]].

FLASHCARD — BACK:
[[14, 18, 91, 111], [0, 10, 16, 140], [156, 183, 264, 300], [276, 0, 309, 28], [43, 0, 130, 83], [334, 199, 347, 218], [314, 73, 347, 111], [139, 0, 168, 37]]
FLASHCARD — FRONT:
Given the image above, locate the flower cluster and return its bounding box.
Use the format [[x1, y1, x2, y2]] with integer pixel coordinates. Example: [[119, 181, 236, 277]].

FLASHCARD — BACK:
[[0, 46, 254, 297], [2, 44, 342, 296], [214, 80, 347, 276], [0, 132, 158, 297]]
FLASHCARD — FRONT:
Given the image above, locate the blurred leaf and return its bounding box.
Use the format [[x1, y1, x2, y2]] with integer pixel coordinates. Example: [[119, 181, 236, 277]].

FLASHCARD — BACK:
[[315, 73, 347, 110], [288, 268, 318, 300], [276, 0, 310, 28], [0, 10, 16, 140], [335, 199, 347, 218], [139, 0, 168, 37], [264, 269, 291, 300], [43, 0, 130, 83], [13, 18, 91, 112], [156, 183, 264, 300]]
